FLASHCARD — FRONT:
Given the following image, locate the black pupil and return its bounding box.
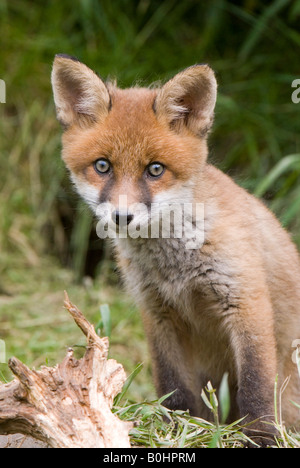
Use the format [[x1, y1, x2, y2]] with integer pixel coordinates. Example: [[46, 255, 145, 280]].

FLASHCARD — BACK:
[[96, 160, 109, 173], [149, 163, 163, 176]]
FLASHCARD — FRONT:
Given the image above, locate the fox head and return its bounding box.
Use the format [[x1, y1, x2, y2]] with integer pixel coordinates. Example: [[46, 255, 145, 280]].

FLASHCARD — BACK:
[[51, 55, 217, 237]]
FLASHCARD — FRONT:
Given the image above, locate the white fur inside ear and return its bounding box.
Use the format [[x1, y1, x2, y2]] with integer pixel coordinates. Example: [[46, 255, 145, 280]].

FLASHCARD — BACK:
[[167, 101, 189, 121], [51, 56, 110, 128], [155, 65, 217, 136]]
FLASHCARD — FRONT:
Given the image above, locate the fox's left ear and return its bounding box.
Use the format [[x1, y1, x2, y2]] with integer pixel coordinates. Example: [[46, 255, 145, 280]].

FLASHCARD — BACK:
[[154, 65, 217, 137], [51, 54, 111, 129]]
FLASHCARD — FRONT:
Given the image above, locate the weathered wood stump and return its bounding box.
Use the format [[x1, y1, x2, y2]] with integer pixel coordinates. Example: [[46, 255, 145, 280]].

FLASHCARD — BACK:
[[0, 292, 132, 448]]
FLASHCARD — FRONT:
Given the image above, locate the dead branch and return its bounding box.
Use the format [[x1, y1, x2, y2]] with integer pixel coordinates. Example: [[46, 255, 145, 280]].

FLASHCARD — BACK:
[[0, 292, 132, 448]]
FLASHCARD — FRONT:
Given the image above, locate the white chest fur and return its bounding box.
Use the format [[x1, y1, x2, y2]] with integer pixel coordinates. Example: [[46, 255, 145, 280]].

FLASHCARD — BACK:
[[115, 235, 239, 321]]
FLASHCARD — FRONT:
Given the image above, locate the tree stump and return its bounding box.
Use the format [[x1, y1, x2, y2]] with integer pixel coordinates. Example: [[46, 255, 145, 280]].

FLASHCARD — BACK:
[[0, 292, 133, 448]]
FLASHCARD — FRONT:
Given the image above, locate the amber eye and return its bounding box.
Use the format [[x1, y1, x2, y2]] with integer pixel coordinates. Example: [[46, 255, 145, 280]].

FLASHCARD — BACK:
[[147, 162, 164, 178], [94, 158, 111, 174]]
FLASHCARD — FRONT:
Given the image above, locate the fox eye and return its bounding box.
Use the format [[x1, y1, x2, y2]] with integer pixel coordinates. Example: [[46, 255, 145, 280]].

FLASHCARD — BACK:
[[147, 162, 164, 178], [94, 158, 111, 174]]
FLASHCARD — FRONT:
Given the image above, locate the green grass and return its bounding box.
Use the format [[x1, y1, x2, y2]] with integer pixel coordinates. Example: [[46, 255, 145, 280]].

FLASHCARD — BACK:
[[114, 369, 300, 448], [1, 0, 300, 271], [1, 258, 299, 448], [1, 0, 300, 448], [0, 251, 154, 403]]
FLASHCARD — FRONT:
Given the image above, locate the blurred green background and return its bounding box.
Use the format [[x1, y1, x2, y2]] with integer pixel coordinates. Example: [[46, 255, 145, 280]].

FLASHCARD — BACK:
[[0, 0, 300, 401]]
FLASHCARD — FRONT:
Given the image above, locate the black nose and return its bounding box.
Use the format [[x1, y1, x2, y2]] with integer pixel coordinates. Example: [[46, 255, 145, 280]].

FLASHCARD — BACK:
[[112, 211, 134, 226]]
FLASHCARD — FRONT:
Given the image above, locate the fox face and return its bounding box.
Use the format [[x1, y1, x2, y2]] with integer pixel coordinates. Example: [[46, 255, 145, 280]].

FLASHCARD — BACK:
[[51, 55, 217, 236]]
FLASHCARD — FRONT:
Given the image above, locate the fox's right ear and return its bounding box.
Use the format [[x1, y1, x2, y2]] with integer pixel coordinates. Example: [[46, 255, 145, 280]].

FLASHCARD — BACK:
[[51, 54, 111, 129]]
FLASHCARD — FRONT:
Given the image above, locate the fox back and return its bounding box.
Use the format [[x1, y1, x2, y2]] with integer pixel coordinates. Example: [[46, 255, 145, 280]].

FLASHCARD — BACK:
[[52, 55, 300, 446]]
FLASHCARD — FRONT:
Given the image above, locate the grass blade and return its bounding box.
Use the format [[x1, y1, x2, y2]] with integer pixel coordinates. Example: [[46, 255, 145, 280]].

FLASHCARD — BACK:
[[219, 372, 230, 424], [254, 154, 300, 198]]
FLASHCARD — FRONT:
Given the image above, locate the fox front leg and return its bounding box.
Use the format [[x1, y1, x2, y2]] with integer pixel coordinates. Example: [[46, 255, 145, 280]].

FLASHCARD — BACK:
[[230, 302, 279, 446], [141, 308, 198, 415]]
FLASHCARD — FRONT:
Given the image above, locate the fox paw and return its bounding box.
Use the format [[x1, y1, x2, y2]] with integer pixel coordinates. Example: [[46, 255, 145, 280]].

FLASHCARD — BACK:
[[242, 425, 278, 448]]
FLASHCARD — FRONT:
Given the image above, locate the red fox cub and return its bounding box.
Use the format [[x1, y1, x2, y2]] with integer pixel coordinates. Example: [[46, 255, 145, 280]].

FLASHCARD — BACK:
[[52, 54, 300, 445]]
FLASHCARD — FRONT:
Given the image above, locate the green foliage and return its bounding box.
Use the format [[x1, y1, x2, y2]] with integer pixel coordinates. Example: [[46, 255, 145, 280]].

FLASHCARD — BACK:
[[1, 0, 300, 448], [0, 0, 300, 270], [96, 303, 112, 339], [1, 0, 300, 270], [115, 376, 248, 448], [114, 368, 300, 448]]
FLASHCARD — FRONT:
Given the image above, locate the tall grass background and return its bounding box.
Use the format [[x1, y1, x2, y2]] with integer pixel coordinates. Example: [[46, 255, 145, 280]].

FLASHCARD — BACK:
[[0, 0, 300, 447], [1, 0, 300, 273]]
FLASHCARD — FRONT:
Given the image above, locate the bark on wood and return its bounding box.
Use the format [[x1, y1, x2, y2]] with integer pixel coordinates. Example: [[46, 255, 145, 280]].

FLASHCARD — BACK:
[[0, 292, 133, 448]]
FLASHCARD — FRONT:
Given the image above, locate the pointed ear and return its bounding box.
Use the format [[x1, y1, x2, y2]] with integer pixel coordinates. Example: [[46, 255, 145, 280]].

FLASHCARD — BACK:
[[154, 65, 217, 137], [51, 54, 111, 129]]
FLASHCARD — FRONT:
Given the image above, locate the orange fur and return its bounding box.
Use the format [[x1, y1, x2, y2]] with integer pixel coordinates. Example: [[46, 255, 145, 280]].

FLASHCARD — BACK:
[[52, 56, 300, 445]]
